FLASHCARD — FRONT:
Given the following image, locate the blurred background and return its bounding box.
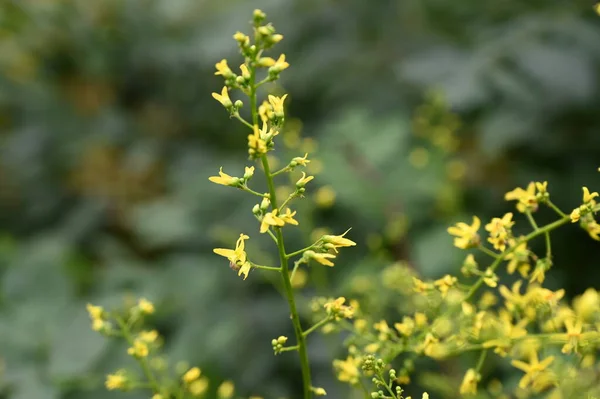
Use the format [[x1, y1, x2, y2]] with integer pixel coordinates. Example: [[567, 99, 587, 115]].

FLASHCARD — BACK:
[[1, 0, 600, 398]]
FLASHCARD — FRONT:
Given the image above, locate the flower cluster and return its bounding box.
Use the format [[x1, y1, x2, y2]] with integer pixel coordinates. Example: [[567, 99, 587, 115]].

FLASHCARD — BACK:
[[330, 180, 600, 398]]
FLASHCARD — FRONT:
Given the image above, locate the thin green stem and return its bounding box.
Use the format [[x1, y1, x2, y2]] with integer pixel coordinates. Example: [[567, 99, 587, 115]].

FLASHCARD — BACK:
[[303, 316, 331, 337], [115, 317, 160, 394], [251, 65, 312, 398], [477, 245, 499, 259], [547, 200, 568, 218], [290, 259, 304, 283], [271, 166, 290, 176], [241, 185, 268, 198], [280, 345, 299, 352], [545, 231, 552, 260], [286, 241, 321, 259], [377, 371, 396, 398], [525, 210, 539, 230], [251, 263, 281, 272], [265, 229, 279, 244], [279, 193, 296, 211], [232, 113, 254, 129], [464, 215, 571, 302], [475, 349, 488, 373]]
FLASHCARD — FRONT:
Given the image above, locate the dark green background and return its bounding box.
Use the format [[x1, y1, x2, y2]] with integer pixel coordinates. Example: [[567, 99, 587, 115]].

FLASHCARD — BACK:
[[1, 1, 599, 398]]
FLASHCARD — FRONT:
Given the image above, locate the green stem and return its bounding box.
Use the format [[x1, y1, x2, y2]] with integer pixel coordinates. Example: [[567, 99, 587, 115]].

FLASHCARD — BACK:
[[241, 185, 268, 197], [251, 263, 281, 272], [545, 231, 552, 260], [303, 316, 331, 337], [232, 113, 254, 129], [547, 200, 568, 218], [271, 166, 290, 176], [475, 349, 488, 373], [280, 345, 299, 352], [115, 317, 161, 394], [279, 193, 296, 211], [477, 245, 499, 259], [286, 241, 320, 259], [464, 215, 571, 302], [250, 67, 312, 398], [290, 259, 304, 283], [525, 210, 539, 230], [377, 371, 396, 398]]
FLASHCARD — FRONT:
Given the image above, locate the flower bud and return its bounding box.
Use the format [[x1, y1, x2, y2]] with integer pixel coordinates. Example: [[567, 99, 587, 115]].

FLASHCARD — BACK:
[[234, 100, 243, 109], [260, 197, 270, 210], [253, 9, 266, 23]]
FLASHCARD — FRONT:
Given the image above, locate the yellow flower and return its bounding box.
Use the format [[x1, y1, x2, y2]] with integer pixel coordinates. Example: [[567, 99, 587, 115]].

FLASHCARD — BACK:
[[214, 59, 234, 78], [268, 94, 288, 118], [86, 303, 107, 331], [212, 86, 233, 109], [138, 298, 155, 314], [127, 339, 149, 358], [484, 213, 514, 251], [233, 31, 250, 46], [105, 371, 128, 390], [322, 229, 357, 252], [291, 153, 310, 167], [511, 352, 555, 389], [585, 221, 600, 240], [333, 356, 361, 384], [311, 387, 327, 396], [324, 297, 354, 320], [560, 318, 583, 354], [304, 250, 336, 266], [394, 316, 415, 337], [258, 57, 276, 67], [269, 54, 290, 73], [595, 3, 600, 15], [413, 277, 433, 293], [208, 167, 240, 187], [189, 377, 209, 396], [279, 208, 299, 226], [504, 241, 530, 277], [86, 303, 103, 320], [483, 268, 498, 288], [213, 234, 252, 279], [139, 330, 159, 343], [183, 367, 201, 384], [296, 172, 314, 188], [433, 274, 457, 297], [582, 186, 598, 204], [239, 64, 250, 80], [505, 182, 538, 213], [499, 280, 526, 312], [260, 209, 285, 233], [248, 124, 268, 159], [217, 381, 235, 398], [447, 216, 480, 249], [574, 288, 599, 321], [258, 100, 274, 122], [459, 368, 480, 395]]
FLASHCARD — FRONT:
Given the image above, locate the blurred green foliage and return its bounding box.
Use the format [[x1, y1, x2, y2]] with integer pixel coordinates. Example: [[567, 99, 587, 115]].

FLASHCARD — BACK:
[[0, 0, 599, 398]]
